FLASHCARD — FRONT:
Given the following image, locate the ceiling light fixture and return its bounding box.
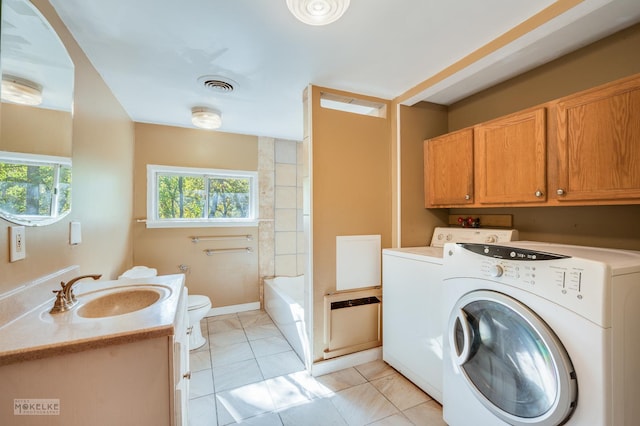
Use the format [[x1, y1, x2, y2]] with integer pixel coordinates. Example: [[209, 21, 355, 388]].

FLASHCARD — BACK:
[[286, 0, 350, 26], [1, 76, 43, 106], [191, 107, 222, 130]]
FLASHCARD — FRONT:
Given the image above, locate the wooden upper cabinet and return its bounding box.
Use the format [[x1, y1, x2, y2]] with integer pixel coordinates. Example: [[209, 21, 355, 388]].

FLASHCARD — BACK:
[[555, 74, 640, 202], [424, 128, 474, 207], [474, 107, 547, 204]]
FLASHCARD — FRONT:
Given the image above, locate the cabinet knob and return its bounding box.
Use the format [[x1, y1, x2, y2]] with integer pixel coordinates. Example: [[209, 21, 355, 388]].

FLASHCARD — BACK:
[[183, 371, 191, 380], [556, 188, 565, 196], [464, 194, 471, 200], [535, 190, 544, 198], [187, 326, 193, 335]]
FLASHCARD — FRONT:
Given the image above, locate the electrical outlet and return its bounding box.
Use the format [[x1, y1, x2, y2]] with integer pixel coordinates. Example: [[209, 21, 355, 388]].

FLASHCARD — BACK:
[[9, 226, 26, 262]]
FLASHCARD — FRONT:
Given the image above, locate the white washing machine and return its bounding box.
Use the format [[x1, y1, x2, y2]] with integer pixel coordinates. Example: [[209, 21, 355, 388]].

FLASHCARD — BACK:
[[442, 241, 640, 425], [382, 227, 518, 403]]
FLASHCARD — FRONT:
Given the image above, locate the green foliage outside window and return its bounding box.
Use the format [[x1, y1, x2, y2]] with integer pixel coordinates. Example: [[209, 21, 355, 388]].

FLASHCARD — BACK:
[[0, 161, 71, 217], [157, 173, 251, 220]]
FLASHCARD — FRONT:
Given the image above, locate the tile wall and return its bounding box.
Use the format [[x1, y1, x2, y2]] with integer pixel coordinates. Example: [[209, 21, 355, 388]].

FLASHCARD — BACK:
[[258, 138, 305, 280]]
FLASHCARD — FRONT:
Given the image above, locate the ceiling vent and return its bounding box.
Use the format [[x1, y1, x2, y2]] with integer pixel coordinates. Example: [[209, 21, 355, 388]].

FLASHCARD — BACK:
[[198, 75, 236, 93]]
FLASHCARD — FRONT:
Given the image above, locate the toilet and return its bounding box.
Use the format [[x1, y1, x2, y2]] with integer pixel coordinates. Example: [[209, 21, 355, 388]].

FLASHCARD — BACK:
[[119, 266, 212, 350]]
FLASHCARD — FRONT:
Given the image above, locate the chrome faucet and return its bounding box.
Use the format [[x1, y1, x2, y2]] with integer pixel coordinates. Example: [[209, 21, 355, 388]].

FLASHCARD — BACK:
[[50, 274, 102, 314]]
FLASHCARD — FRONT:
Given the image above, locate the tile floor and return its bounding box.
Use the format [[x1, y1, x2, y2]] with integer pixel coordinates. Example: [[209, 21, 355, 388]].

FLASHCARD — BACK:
[[188, 310, 446, 426]]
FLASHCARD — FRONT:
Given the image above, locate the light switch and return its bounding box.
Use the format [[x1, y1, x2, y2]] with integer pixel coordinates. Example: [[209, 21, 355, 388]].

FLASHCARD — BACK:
[[69, 221, 82, 245], [9, 226, 26, 262]]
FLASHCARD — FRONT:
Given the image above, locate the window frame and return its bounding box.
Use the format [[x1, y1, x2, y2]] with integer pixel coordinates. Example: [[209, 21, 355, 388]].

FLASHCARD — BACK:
[[146, 164, 258, 228]]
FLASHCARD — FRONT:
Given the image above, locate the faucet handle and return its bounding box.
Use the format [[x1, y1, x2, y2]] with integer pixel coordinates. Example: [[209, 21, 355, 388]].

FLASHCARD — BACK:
[[50, 289, 71, 314]]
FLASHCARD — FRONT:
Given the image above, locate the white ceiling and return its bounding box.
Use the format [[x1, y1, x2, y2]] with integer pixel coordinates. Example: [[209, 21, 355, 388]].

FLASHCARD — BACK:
[[48, 0, 640, 141]]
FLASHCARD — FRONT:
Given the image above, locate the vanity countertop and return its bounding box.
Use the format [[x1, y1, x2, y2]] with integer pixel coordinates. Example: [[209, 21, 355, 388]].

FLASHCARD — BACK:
[[0, 274, 185, 366]]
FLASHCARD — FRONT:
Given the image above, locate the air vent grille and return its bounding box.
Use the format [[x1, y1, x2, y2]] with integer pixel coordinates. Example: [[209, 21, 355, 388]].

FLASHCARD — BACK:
[[203, 79, 234, 92], [198, 75, 236, 93]]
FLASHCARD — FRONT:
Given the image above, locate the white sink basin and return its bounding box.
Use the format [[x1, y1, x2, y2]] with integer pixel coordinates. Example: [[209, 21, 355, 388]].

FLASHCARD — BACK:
[[76, 288, 163, 318]]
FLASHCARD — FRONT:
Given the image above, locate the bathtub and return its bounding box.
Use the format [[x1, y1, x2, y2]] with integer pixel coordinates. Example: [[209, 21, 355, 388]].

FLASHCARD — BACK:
[[263, 275, 309, 365]]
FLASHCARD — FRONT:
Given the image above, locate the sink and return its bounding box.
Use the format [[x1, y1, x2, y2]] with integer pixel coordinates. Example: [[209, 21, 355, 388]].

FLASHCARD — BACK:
[[76, 288, 162, 318]]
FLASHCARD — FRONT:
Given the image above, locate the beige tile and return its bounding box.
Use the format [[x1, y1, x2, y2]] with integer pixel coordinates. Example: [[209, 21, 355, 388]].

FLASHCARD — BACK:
[[315, 367, 367, 393], [331, 382, 399, 425], [213, 358, 263, 393], [264, 372, 319, 410], [209, 328, 247, 348], [276, 186, 297, 209], [188, 394, 217, 426], [256, 350, 305, 379], [190, 349, 213, 372], [250, 335, 292, 358], [354, 360, 396, 381], [402, 400, 446, 426], [245, 323, 282, 341], [275, 254, 298, 277], [370, 371, 431, 411], [275, 140, 298, 164], [275, 208, 297, 231], [279, 397, 347, 426], [368, 413, 415, 426], [275, 231, 297, 255], [208, 317, 243, 334], [275, 163, 297, 186], [211, 341, 254, 367], [238, 310, 273, 328], [190, 369, 215, 398], [215, 381, 276, 424]]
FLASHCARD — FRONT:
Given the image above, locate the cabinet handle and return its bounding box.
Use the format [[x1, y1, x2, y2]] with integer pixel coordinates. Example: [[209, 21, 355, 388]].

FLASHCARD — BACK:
[[464, 194, 471, 201], [187, 326, 193, 335], [535, 190, 544, 198], [556, 188, 565, 196], [183, 371, 191, 380]]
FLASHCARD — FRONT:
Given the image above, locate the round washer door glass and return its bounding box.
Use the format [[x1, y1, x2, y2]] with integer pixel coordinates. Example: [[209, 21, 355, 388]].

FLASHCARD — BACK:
[[449, 290, 577, 425]]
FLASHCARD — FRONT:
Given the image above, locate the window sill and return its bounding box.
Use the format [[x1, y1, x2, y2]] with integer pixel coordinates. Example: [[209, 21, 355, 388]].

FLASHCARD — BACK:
[[145, 220, 259, 229]]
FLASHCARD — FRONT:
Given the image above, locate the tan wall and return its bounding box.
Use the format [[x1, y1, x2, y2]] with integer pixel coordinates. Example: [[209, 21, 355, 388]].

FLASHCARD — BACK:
[[446, 22, 640, 250], [1, 103, 72, 156], [0, 0, 134, 295], [397, 102, 450, 247], [133, 123, 260, 307], [310, 86, 392, 362]]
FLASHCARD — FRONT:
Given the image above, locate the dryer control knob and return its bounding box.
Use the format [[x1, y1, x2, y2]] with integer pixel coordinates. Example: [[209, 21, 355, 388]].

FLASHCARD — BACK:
[[485, 235, 498, 243], [489, 265, 504, 277]]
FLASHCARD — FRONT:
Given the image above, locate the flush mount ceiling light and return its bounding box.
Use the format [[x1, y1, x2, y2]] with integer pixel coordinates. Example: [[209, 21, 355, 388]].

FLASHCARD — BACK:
[[1, 75, 43, 106], [286, 0, 350, 26], [191, 107, 222, 130]]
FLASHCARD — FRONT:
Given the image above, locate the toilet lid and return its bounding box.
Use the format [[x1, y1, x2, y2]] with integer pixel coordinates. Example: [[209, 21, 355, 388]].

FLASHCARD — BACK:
[[188, 295, 211, 310]]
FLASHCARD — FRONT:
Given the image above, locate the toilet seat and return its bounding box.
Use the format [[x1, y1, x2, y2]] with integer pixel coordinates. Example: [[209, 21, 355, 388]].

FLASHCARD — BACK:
[[188, 295, 211, 310]]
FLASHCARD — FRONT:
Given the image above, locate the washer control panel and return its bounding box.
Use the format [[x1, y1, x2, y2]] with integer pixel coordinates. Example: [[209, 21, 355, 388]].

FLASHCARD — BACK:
[[430, 227, 519, 248], [444, 243, 609, 325]]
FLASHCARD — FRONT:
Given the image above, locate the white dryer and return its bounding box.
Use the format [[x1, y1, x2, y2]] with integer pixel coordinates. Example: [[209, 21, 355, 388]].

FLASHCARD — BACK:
[[442, 241, 640, 425], [382, 227, 518, 403]]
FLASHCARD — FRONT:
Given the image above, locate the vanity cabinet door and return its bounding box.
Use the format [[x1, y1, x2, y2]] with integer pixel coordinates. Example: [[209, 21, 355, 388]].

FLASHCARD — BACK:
[[171, 288, 190, 426], [474, 107, 547, 204], [424, 128, 474, 207], [555, 74, 640, 202]]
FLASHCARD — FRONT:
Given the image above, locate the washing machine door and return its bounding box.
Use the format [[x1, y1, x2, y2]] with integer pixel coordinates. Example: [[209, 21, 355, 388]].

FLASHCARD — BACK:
[[449, 290, 577, 426]]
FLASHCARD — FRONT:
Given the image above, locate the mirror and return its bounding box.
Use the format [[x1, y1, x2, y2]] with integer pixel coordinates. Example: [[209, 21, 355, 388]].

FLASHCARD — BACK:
[[0, 0, 74, 226]]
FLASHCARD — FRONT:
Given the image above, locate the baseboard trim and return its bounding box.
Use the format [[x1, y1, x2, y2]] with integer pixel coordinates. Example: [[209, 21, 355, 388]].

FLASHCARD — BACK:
[[310, 347, 382, 377], [207, 302, 261, 317]]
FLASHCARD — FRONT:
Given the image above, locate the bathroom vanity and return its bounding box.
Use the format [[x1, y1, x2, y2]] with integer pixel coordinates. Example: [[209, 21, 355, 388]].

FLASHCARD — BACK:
[[0, 272, 190, 426]]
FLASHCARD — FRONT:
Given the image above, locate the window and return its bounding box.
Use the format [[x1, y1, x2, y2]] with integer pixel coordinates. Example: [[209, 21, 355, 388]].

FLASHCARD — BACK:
[[0, 151, 71, 225], [146, 164, 258, 228]]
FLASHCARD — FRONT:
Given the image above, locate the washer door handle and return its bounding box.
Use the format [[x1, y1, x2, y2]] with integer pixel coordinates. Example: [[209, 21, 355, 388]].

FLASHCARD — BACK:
[[452, 309, 473, 366]]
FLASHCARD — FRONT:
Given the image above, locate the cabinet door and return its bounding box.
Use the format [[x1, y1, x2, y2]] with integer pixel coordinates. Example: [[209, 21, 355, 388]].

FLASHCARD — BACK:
[[475, 108, 547, 204], [424, 128, 474, 207], [555, 75, 640, 202]]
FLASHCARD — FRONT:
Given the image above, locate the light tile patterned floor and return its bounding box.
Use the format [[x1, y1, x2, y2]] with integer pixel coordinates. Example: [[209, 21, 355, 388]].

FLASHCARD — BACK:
[[188, 310, 446, 426]]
